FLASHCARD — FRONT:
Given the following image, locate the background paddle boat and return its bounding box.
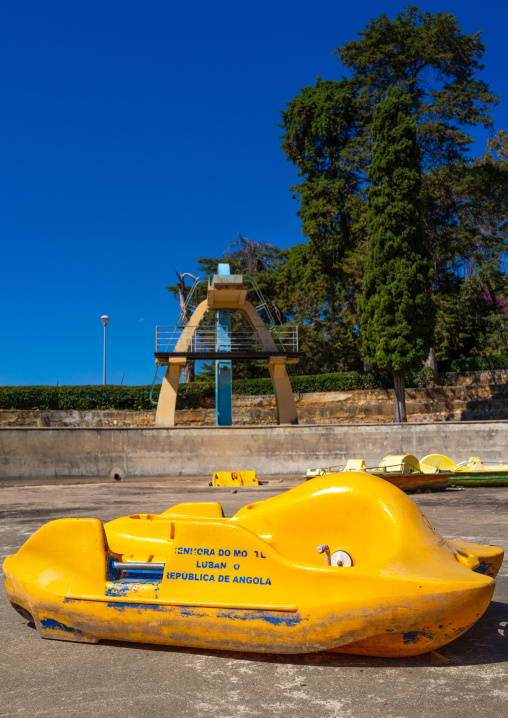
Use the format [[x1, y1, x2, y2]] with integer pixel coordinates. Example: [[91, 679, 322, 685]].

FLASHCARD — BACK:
[[210, 470, 259, 487], [421, 454, 508, 487], [3, 473, 502, 657], [306, 455, 449, 493]]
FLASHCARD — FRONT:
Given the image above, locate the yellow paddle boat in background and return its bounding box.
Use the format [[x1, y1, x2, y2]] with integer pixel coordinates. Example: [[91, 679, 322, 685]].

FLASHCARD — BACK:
[[421, 454, 508, 487], [306, 455, 449, 492], [3, 473, 502, 657], [210, 470, 259, 487]]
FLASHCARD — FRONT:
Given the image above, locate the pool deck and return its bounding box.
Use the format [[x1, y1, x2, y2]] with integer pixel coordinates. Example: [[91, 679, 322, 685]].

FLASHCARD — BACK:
[[1, 479, 507, 718]]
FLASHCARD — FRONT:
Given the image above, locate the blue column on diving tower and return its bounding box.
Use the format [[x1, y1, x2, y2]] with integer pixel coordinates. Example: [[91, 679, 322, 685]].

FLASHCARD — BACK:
[[215, 263, 233, 425]]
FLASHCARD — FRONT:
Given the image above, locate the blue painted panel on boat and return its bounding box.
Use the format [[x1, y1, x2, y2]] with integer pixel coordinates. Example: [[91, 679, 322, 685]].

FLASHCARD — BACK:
[[10, 602, 33, 622], [474, 560, 495, 576], [118, 571, 163, 580], [40, 617, 83, 635], [115, 576, 162, 583], [106, 579, 161, 597], [105, 547, 120, 580], [178, 607, 208, 618], [215, 610, 304, 626], [98, 602, 302, 626], [402, 630, 434, 644], [257, 613, 303, 626], [106, 602, 168, 613]]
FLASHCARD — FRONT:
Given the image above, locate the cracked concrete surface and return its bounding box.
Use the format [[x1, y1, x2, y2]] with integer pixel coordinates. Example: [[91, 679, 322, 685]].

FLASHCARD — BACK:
[[1, 480, 507, 717]]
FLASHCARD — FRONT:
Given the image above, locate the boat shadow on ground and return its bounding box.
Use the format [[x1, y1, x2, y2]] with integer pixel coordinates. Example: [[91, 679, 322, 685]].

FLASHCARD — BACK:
[[94, 600, 508, 669]]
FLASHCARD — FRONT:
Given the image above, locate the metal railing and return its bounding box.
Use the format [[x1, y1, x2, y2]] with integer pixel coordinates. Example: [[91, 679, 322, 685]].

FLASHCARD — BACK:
[[175, 273, 282, 327], [155, 325, 299, 354], [176, 276, 208, 326]]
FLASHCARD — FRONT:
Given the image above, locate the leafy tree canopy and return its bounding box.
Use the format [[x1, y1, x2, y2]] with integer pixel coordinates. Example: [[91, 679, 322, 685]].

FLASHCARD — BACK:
[[279, 6, 507, 373], [336, 5, 499, 167], [279, 78, 363, 256]]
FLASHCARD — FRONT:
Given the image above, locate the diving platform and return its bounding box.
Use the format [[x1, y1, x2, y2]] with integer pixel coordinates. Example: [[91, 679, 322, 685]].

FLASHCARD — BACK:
[[154, 325, 300, 364], [156, 352, 301, 363]]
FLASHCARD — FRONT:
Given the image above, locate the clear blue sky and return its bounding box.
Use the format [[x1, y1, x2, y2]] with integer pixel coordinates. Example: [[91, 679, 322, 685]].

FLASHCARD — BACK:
[[1, 1, 506, 386]]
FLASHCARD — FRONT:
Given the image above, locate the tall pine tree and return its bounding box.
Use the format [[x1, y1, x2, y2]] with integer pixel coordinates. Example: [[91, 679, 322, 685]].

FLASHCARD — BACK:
[[360, 87, 435, 422]]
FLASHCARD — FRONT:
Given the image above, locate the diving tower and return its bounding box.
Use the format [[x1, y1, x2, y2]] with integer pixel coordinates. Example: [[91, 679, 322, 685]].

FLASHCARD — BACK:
[[154, 266, 300, 427]]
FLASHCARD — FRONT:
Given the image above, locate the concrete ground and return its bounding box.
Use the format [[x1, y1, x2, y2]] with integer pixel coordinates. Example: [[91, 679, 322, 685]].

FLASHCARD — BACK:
[[1, 478, 507, 718]]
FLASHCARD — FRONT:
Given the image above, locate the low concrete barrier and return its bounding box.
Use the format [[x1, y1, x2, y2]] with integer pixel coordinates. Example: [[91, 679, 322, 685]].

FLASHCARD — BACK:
[[1, 422, 507, 481]]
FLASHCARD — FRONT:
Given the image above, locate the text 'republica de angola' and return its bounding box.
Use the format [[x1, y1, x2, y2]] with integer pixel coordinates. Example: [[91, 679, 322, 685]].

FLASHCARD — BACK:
[[167, 572, 272, 585]]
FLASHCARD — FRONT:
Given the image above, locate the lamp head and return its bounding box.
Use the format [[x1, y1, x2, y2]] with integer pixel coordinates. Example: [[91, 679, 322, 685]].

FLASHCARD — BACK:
[[100, 315, 110, 327]]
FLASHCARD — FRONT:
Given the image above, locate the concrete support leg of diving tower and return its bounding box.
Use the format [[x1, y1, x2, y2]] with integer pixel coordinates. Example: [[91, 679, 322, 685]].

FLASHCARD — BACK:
[[268, 357, 298, 425], [154, 359, 186, 427]]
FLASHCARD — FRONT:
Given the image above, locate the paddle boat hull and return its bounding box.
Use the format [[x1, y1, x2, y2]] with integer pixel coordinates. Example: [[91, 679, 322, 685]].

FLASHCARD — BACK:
[[421, 454, 508, 487], [365, 471, 448, 493], [306, 455, 449, 493], [448, 473, 508, 487], [3, 474, 503, 657]]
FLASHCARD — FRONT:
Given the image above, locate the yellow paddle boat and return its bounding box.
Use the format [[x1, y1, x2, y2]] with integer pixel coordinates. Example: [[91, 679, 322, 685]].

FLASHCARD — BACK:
[[421, 454, 508, 487], [306, 455, 448, 492], [3, 473, 503, 657], [210, 470, 259, 487]]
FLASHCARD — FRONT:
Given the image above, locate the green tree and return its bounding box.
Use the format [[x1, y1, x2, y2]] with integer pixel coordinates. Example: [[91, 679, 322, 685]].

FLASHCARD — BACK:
[[275, 242, 363, 373], [421, 130, 508, 360], [360, 88, 435, 421], [340, 7, 504, 367], [337, 5, 498, 168], [279, 78, 364, 256], [434, 263, 508, 361], [279, 80, 367, 371], [422, 134, 508, 288], [280, 7, 503, 371]]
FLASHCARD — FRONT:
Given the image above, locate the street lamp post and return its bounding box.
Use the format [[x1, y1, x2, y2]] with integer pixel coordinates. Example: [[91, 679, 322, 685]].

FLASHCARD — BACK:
[[100, 315, 110, 385]]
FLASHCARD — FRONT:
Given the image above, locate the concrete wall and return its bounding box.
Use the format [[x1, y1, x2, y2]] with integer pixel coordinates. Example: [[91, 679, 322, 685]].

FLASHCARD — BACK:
[[1, 422, 507, 480]]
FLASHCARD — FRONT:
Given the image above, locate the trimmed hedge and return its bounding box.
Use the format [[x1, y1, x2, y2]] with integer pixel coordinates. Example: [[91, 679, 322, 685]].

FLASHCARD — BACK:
[[0, 385, 154, 411], [0, 366, 437, 411], [0, 383, 216, 412]]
